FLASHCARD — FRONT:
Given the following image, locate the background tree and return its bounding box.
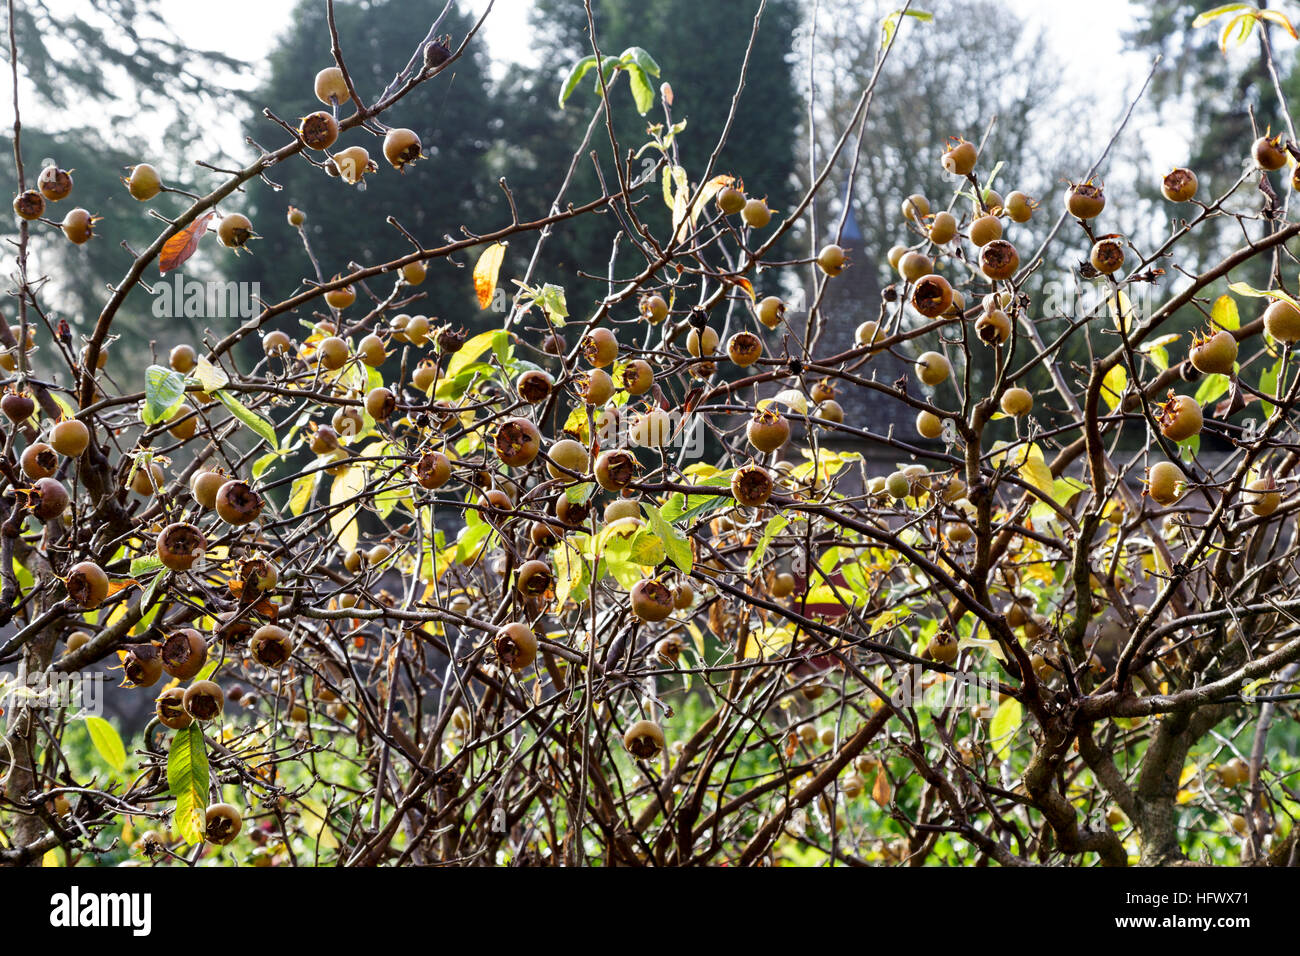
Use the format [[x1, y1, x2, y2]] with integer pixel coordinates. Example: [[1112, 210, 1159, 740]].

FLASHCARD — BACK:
[[492, 0, 802, 310], [231, 0, 499, 341]]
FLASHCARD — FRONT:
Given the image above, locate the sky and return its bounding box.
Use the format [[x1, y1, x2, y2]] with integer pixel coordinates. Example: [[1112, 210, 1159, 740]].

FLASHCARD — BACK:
[[151, 0, 1189, 162]]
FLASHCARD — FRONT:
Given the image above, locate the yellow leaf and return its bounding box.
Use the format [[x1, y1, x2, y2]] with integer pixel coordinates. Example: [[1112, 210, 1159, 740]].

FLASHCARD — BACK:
[[1108, 289, 1135, 334], [330, 465, 366, 555], [299, 798, 340, 850], [195, 356, 229, 393], [742, 622, 795, 659], [1100, 363, 1127, 412], [689, 174, 734, 230], [1019, 456, 1054, 495], [472, 242, 507, 309], [989, 698, 1022, 761], [871, 769, 892, 807], [1210, 294, 1239, 331]]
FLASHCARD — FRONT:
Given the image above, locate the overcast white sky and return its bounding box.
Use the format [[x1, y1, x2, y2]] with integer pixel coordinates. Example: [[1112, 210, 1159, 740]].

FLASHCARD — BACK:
[[140, 0, 1296, 183]]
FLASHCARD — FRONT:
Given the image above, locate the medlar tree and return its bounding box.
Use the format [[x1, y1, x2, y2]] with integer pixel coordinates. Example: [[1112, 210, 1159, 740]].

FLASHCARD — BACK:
[[1, 0, 1299, 868]]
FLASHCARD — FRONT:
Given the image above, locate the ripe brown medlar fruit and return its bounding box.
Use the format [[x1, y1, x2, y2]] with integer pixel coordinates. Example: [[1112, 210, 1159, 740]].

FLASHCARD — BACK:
[[250, 624, 294, 669], [38, 164, 73, 201], [1253, 134, 1287, 171], [122, 644, 163, 688], [66, 561, 109, 609], [205, 803, 243, 846], [630, 578, 674, 622], [1, 390, 34, 423], [299, 110, 339, 150], [494, 417, 542, 467], [24, 478, 68, 520], [160, 629, 208, 681], [517, 369, 553, 404], [21, 442, 58, 479], [495, 622, 538, 672], [746, 408, 790, 453], [617, 359, 654, 395], [416, 450, 452, 489], [516, 560, 554, 597], [594, 449, 638, 491], [183, 680, 224, 721], [1089, 236, 1125, 274], [155, 686, 193, 730], [1065, 181, 1106, 218], [623, 719, 665, 758], [979, 239, 1019, 280], [581, 327, 618, 367], [911, 274, 953, 318], [12, 189, 44, 220], [731, 464, 774, 507], [156, 522, 207, 572], [726, 331, 763, 367], [215, 480, 263, 525], [555, 496, 591, 526], [1161, 167, 1198, 202], [942, 138, 978, 176]]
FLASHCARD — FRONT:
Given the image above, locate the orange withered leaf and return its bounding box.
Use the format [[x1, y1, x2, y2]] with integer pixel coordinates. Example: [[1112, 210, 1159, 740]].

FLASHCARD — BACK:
[[160, 212, 215, 274]]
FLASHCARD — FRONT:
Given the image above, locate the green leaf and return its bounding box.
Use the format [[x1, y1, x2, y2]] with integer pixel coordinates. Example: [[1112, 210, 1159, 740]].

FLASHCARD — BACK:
[[1192, 3, 1251, 28], [558, 54, 598, 108], [1220, 11, 1257, 50], [129, 554, 164, 577], [629, 529, 666, 567], [85, 716, 127, 773], [619, 46, 661, 77], [1194, 372, 1230, 407], [1259, 355, 1283, 417], [445, 329, 500, 380], [1211, 294, 1239, 331], [881, 8, 933, 49], [252, 450, 282, 479], [626, 64, 656, 115], [989, 698, 1022, 762], [142, 365, 187, 426], [215, 390, 277, 449], [746, 515, 788, 571], [167, 724, 208, 845], [642, 502, 692, 573], [566, 481, 595, 505]]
